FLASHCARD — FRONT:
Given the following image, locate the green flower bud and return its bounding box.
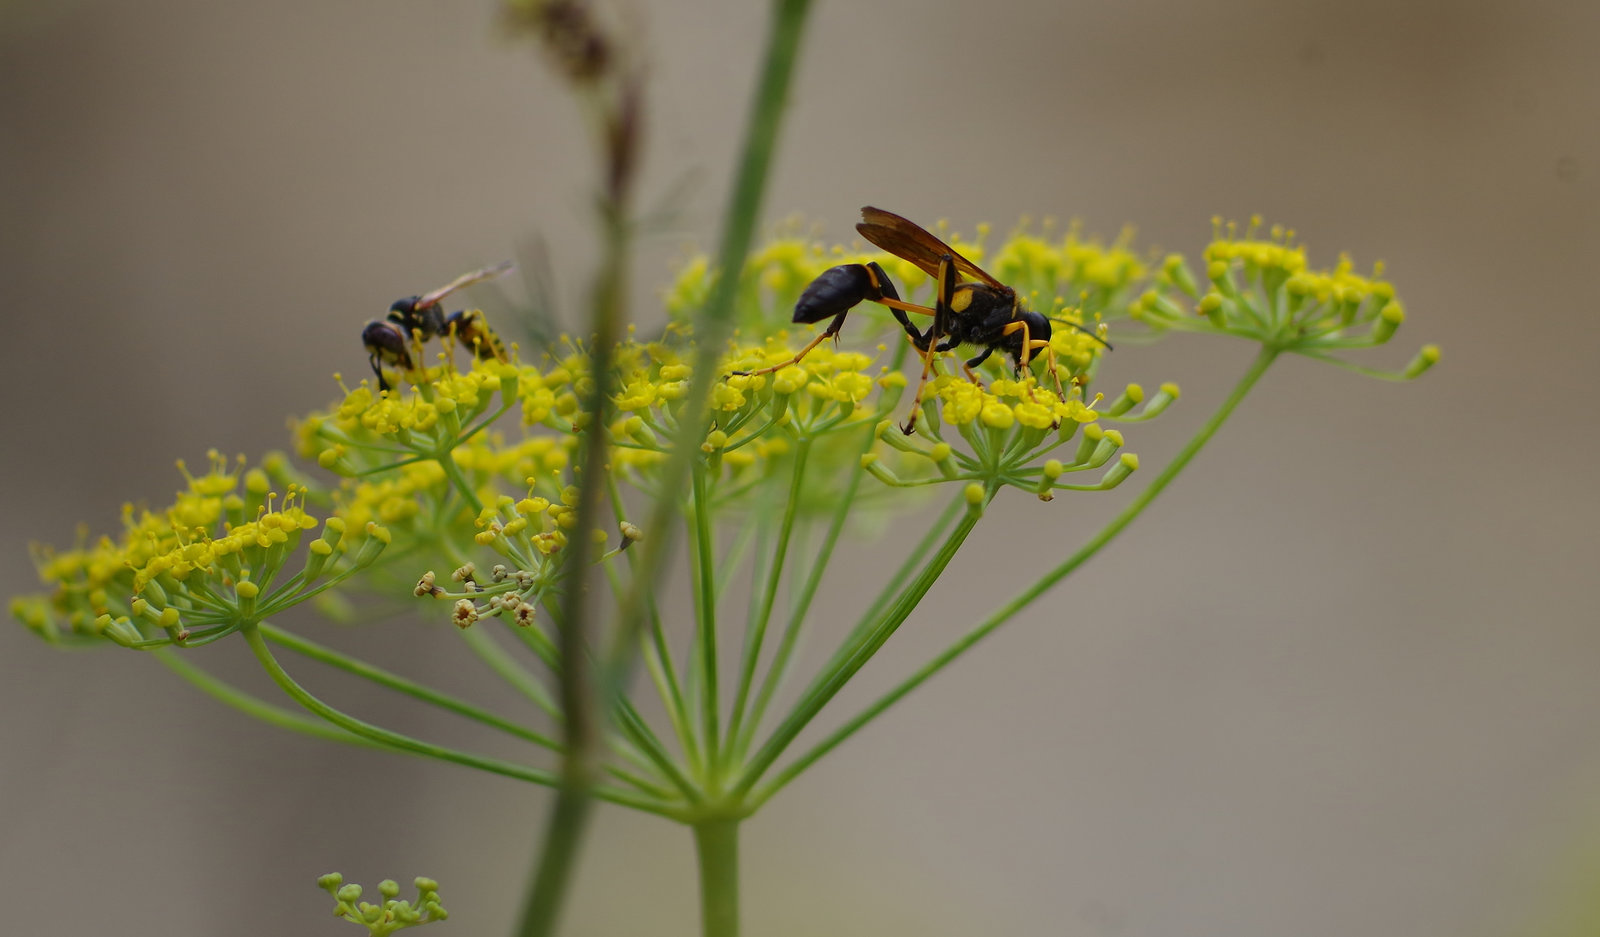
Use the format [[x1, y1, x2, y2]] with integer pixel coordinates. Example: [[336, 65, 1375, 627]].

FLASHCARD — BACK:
[[1104, 383, 1144, 417], [1404, 344, 1441, 379]]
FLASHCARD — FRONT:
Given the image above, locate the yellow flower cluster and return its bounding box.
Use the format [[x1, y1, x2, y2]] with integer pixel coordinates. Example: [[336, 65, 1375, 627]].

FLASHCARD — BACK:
[[455, 435, 574, 488], [336, 461, 451, 530], [130, 487, 318, 595], [16, 451, 385, 647], [1123, 216, 1419, 368], [652, 221, 1144, 501], [15, 216, 1175, 649], [1202, 216, 1309, 279], [1197, 217, 1400, 335], [27, 452, 251, 613], [471, 487, 581, 562], [298, 358, 522, 471], [989, 224, 1146, 297], [926, 373, 1099, 431], [1285, 253, 1396, 313]]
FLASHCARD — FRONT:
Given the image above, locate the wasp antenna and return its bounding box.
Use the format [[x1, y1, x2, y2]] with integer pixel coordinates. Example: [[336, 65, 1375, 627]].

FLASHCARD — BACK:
[[1048, 317, 1113, 350]]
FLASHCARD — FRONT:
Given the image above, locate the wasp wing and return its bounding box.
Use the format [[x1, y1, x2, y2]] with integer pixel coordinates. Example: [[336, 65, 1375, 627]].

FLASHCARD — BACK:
[[856, 206, 1004, 289], [414, 260, 515, 309]]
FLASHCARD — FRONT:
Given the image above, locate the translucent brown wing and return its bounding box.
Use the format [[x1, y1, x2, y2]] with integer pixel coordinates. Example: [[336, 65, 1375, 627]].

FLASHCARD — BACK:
[[414, 260, 515, 309], [856, 206, 1004, 289]]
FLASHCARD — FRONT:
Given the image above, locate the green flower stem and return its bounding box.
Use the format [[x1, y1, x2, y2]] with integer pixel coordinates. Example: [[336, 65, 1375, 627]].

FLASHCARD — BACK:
[[457, 399, 517, 444], [533, 596, 693, 801], [503, 615, 560, 670], [152, 648, 382, 748], [724, 437, 811, 761], [648, 598, 703, 768], [693, 818, 741, 937], [458, 624, 560, 718], [732, 491, 986, 799], [603, 673, 673, 756], [835, 492, 967, 656], [690, 461, 722, 781], [734, 423, 874, 759], [514, 160, 634, 928], [239, 622, 672, 815], [516, 786, 594, 937], [434, 452, 484, 515], [612, 701, 704, 806], [518, 4, 816, 932], [604, 760, 677, 800], [1293, 348, 1421, 380], [738, 519, 775, 643], [462, 618, 672, 797], [716, 512, 765, 605], [603, 551, 701, 773], [608, 0, 814, 735], [258, 554, 376, 615], [750, 345, 1281, 806], [258, 623, 564, 753]]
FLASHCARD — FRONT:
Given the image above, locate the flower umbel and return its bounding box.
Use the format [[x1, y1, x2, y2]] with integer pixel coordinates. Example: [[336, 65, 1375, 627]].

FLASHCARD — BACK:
[[13, 211, 1433, 937], [1130, 215, 1440, 379], [18, 451, 388, 648]]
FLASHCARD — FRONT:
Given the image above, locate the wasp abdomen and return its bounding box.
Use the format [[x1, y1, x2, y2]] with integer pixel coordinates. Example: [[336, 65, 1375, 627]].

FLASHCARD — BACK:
[[793, 263, 886, 325], [363, 320, 413, 367], [446, 310, 508, 362]]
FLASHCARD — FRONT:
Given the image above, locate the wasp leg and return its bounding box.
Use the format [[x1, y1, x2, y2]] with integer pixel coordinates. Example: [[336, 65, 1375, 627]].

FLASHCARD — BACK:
[[363, 320, 416, 393], [961, 345, 997, 383], [999, 319, 1064, 413], [1044, 343, 1067, 400], [737, 261, 929, 377], [369, 353, 391, 392], [730, 310, 850, 376], [875, 296, 937, 317], [900, 255, 959, 435], [853, 262, 928, 347]]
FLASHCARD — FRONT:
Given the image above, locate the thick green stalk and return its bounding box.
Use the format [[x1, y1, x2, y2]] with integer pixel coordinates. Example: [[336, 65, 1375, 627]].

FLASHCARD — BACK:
[[608, 0, 814, 700], [517, 172, 632, 937], [751, 345, 1281, 805], [516, 5, 816, 934], [693, 819, 741, 937], [517, 795, 594, 937]]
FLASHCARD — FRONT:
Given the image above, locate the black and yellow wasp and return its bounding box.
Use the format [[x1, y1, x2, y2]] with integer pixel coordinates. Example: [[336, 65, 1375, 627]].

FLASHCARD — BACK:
[[362, 261, 513, 391], [735, 207, 1108, 433]]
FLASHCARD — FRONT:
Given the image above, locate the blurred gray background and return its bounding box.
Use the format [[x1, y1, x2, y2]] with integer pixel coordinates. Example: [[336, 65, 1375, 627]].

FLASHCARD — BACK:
[[3, 1, 1598, 935]]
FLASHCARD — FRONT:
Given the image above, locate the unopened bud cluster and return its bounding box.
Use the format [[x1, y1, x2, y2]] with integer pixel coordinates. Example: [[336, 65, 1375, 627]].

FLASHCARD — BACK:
[[318, 873, 447, 936]]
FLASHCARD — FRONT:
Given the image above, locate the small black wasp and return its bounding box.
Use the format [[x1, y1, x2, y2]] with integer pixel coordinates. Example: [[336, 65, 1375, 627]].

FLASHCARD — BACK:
[[735, 207, 1109, 433], [362, 261, 513, 391]]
